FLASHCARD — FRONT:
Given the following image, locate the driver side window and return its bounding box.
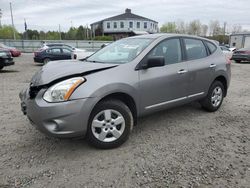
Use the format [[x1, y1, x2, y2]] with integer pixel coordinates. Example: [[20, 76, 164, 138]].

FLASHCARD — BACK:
[[148, 38, 182, 65]]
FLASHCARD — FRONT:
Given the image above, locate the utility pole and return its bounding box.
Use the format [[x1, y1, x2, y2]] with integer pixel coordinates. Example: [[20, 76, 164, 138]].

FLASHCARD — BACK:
[[223, 22, 227, 44], [59, 24, 62, 40], [10, 2, 16, 40], [0, 9, 2, 27], [86, 24, 89, 39]]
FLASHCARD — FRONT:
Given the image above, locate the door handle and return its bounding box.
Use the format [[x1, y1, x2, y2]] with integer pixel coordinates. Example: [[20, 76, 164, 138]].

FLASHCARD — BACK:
[[210, 64, 216, 68], [177, 69, 188, 74]]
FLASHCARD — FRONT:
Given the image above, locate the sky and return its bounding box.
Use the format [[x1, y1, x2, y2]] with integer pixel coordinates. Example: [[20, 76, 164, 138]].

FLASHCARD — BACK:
[[0, 0, 250, 32]]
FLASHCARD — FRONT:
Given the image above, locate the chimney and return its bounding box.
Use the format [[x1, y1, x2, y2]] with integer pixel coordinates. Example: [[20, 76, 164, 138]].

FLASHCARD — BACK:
[[125, 8, 131, 13]]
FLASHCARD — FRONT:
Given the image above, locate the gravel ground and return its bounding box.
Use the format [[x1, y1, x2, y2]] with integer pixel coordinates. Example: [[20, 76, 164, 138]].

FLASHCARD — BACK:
[[0, 54, 249, 188]]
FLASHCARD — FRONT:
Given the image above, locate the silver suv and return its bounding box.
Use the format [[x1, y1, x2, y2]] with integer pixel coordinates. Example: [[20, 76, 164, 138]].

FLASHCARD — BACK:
[[20, 34, 231, 149]]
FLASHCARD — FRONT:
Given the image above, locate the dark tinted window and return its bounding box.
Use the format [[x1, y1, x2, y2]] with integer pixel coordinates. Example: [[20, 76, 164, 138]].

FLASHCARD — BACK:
[[184, 39, 207, 60], [206, 41, 217, 53], [148, 38, 182, 65], [137, 22, 140, 29], [120, 22, 124, 28], [129, 22, 133, 28], [107, 22, 110, 29]]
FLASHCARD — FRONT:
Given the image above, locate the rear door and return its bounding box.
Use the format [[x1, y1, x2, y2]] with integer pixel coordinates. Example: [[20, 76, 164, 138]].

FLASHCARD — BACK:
[[138, 38, 189, 113], [182, 38, 215, 97], [62, 48, 72, 59], [48, 48, 63, 60]]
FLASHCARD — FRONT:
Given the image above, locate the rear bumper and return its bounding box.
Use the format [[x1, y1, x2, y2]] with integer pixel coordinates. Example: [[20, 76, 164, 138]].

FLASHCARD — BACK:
[[34, 57, 43, 63], [11, 51, 21, 57], [0, 58, 15, 67]]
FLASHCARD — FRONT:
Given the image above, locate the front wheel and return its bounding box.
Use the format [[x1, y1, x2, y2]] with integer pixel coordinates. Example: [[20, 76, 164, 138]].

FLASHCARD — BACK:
[[86, 100, 133, 149], [200, 81, 225, 112]]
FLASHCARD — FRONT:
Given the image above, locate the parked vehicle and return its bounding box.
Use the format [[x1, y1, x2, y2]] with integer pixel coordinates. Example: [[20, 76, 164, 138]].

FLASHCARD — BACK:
[[40, 43, 76, 50], [20, 34, 231, 149], [0, 50, 15, 70], [231, 48, 250, 63], [0, 43, 21, 57], [220, 45, 233, 59], [34, 46, 72, 64], [71, 50, 94, 60]]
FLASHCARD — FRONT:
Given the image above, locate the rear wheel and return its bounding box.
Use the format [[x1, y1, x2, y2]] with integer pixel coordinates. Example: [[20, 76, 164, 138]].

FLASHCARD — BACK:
[[43, 58, 51, 64], [200, 81, 225, 112], [86, 99, 133, 149]]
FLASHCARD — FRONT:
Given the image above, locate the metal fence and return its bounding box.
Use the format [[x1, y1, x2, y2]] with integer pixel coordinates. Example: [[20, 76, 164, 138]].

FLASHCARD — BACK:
[[0, 39, 112, 52]]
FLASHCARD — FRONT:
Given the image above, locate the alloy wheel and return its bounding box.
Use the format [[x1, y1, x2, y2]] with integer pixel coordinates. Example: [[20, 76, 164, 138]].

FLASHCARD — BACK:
[[91, 109, 125, 142]]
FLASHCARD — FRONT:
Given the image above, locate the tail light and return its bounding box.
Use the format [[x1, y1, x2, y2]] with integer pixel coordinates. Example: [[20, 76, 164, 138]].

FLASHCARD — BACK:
[[226, 57, 231, 64], [74, 54, 77, 59]]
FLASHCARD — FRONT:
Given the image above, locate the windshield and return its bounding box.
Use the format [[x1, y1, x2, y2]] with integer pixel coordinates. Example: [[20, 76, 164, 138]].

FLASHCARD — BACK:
[[87, 38, 153, 64]]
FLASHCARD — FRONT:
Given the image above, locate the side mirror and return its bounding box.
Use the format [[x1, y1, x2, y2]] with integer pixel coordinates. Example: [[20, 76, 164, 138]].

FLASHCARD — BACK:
[[141, 56, 165, 69]]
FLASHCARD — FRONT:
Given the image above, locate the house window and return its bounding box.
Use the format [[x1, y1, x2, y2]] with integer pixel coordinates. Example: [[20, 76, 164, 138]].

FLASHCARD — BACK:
[[137, 22, 140, 29], [120, 22, 124, 28], [129, 21, 133, 28], [107, 22, 110, 29], [151, 23, 153, 28], [144, 22, 147, 29], [114, 22, 117, 29]]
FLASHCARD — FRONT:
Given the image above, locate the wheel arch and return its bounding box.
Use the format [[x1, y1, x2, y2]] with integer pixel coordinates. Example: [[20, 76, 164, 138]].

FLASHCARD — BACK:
[[213, 75, 228, 97], [93, 92, 138, 125]]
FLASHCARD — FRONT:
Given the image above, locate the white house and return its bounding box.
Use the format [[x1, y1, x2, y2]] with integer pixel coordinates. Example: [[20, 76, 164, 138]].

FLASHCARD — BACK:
[[91, 9, 158, 39]]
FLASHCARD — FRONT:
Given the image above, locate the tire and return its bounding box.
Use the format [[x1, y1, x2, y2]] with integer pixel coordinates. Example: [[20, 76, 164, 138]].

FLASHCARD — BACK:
[[43, 58, 51, 64], [235, 60, 241, 63], [200, 81, 225, 112], [86, 99, 133, 149]]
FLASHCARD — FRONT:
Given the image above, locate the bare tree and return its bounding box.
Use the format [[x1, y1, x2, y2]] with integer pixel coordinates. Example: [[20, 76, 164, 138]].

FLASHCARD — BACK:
[[176, 20, 186, 34], [209, 20, 222, 36], [231, 24, 242, 34], [201, 24, 208, 36], [188, 20, 201, 35]]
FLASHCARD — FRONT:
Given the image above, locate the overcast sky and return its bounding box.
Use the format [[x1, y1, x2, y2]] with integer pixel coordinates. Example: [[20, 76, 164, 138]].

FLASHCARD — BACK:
[[0, 0, 250, 32]]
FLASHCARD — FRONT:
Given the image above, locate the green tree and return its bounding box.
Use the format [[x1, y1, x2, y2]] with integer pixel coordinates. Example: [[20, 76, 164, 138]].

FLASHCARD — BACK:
[[66, 27, 77, 40], [76, 25, 85, 40], [0, 25, 20, 39], [160, 22, 177, 33]]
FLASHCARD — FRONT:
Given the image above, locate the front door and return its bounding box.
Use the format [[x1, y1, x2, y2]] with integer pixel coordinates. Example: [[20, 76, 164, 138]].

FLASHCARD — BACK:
[[138, 38, 189, 113]]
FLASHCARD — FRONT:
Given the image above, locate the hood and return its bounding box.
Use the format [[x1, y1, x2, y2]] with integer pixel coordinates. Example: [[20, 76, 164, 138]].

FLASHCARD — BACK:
[[30, 60, 117, 86]]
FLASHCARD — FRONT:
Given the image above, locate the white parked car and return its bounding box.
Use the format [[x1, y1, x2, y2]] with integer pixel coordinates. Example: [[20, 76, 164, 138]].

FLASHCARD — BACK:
[[220, 46, 233, 59], [71, 49, 94, 60]]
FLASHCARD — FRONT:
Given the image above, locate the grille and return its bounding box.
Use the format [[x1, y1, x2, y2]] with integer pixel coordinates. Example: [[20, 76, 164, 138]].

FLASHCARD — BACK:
[[29, 86, 41, 99]]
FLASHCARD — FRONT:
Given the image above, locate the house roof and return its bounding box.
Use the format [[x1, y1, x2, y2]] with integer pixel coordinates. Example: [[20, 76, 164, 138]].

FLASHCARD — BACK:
[[91, 9, 158, 25]]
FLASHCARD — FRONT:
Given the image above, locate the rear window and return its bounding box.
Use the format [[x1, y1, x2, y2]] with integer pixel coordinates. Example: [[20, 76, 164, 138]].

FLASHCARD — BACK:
[[205, 41, 217, 54], [184, 38, 207, 60]]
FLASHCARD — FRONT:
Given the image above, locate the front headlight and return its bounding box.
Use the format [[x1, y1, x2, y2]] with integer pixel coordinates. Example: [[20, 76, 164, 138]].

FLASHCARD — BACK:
[[43, 77, 85, 102]]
